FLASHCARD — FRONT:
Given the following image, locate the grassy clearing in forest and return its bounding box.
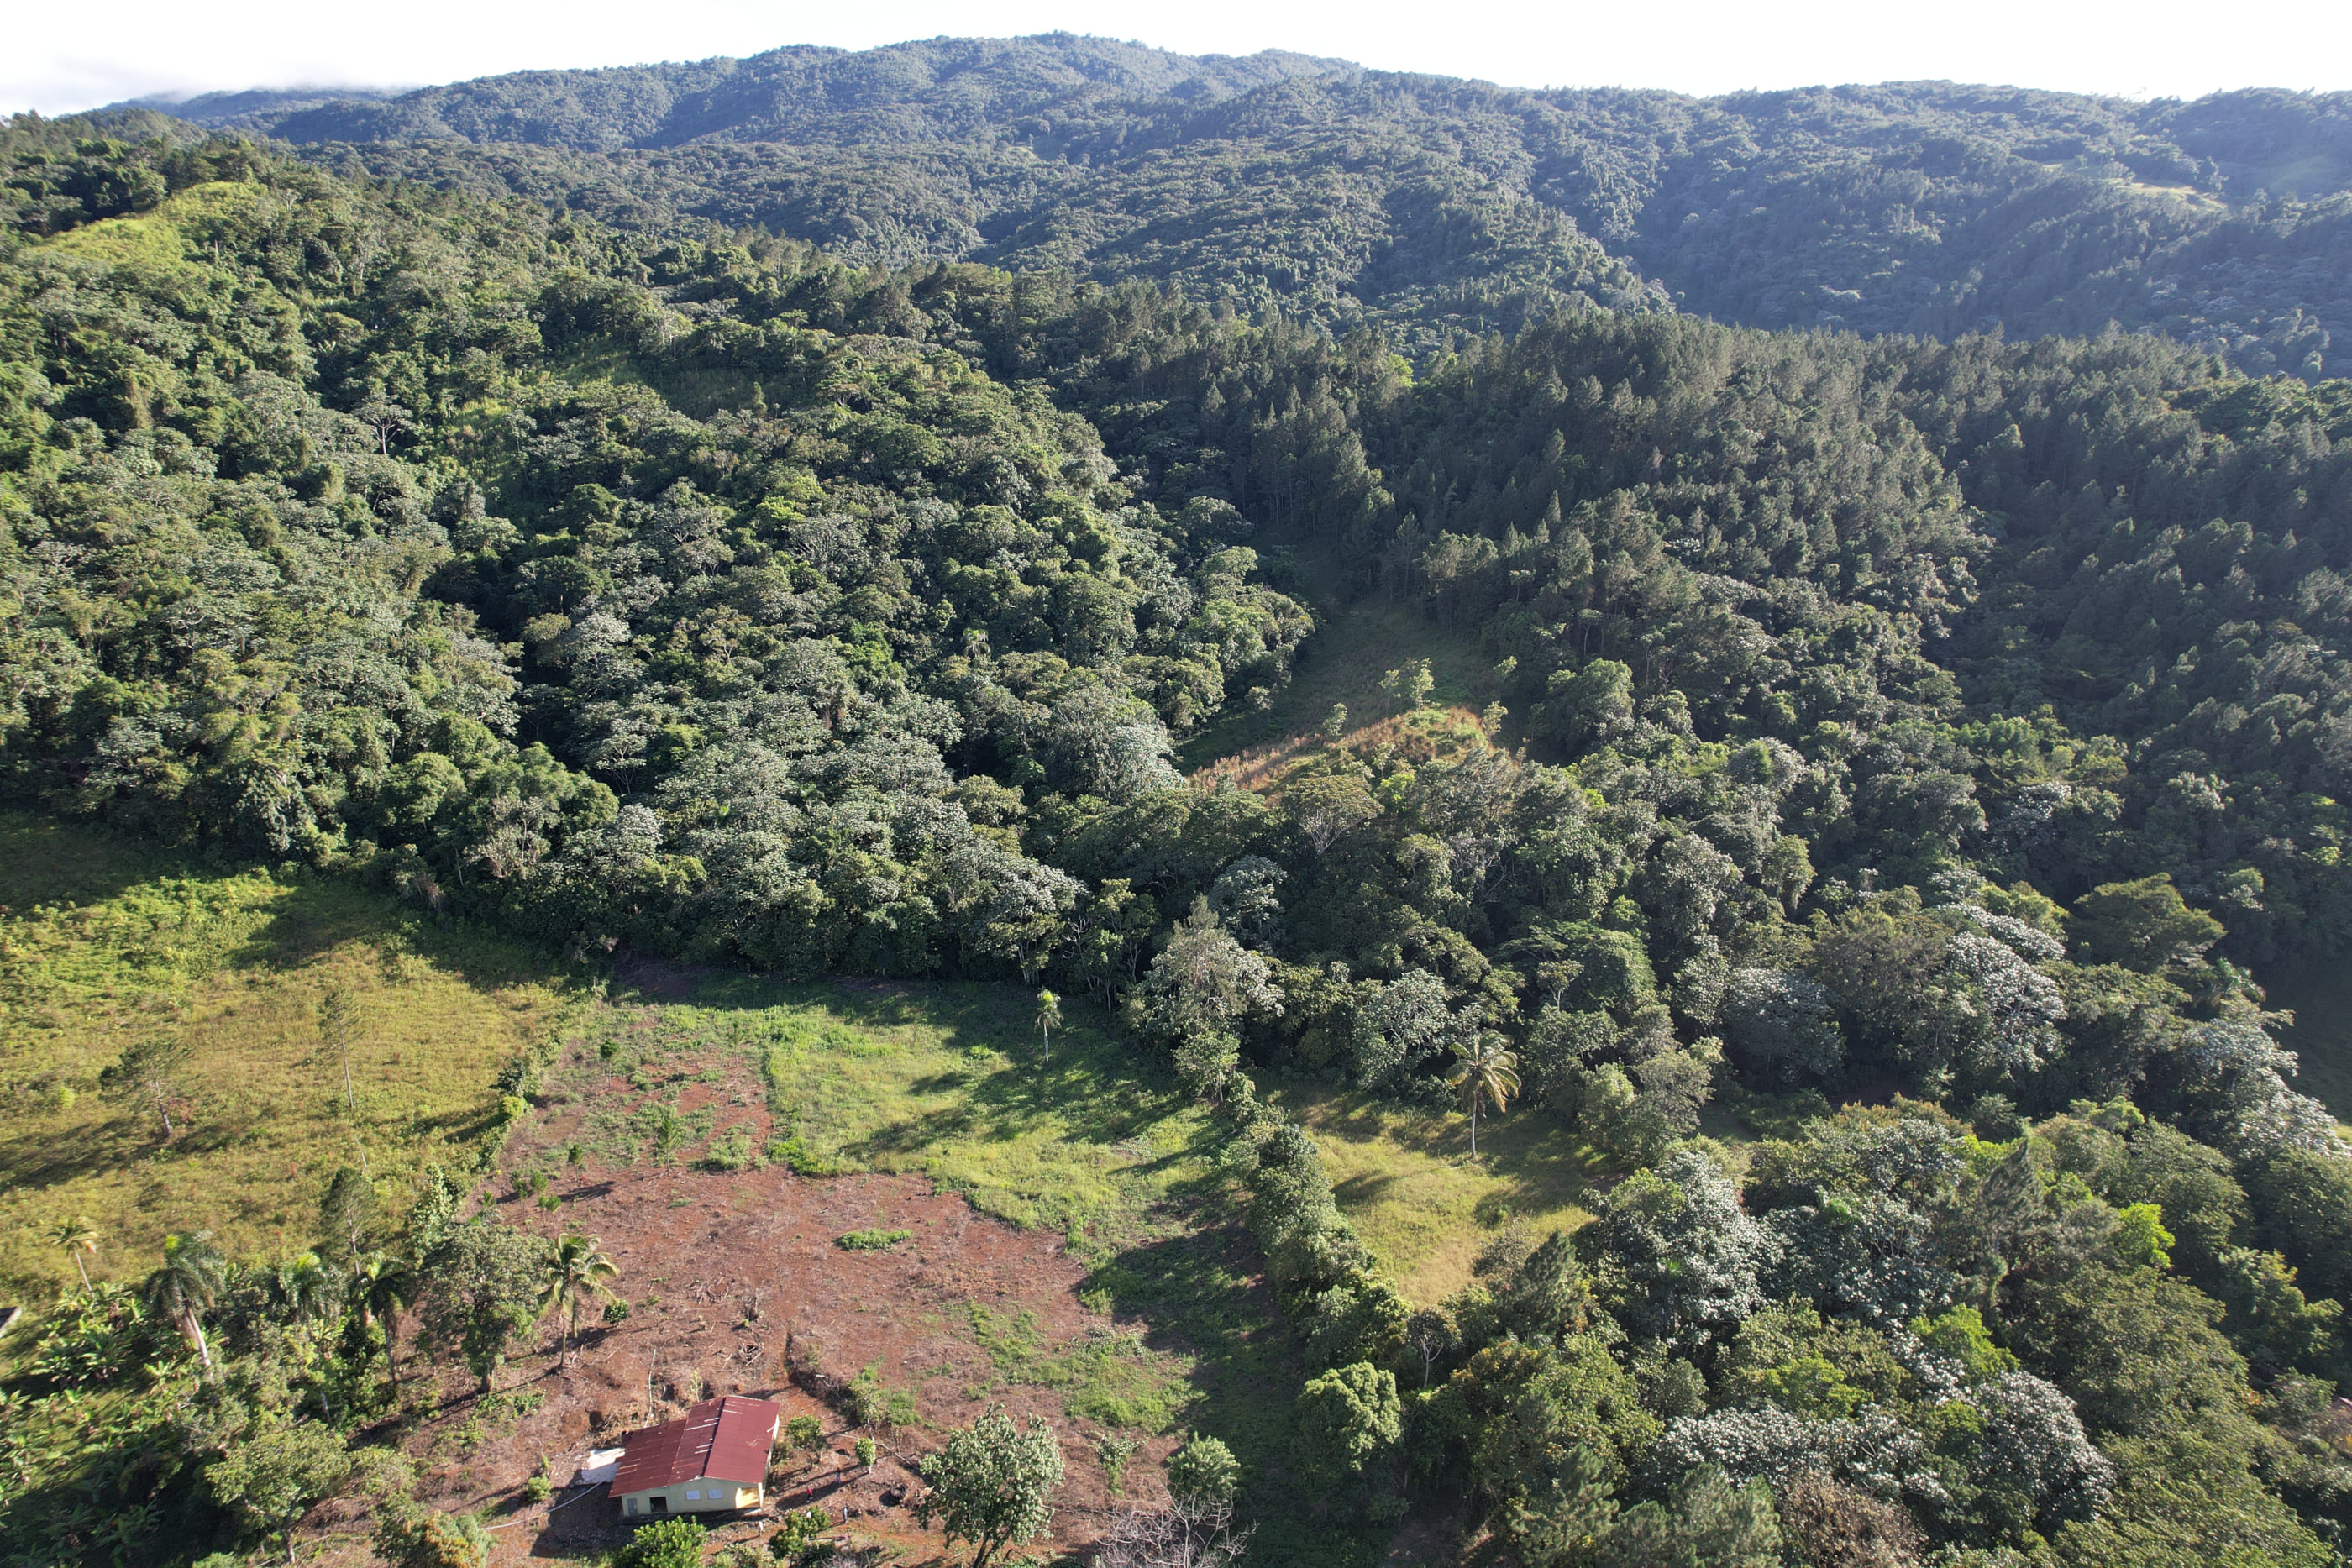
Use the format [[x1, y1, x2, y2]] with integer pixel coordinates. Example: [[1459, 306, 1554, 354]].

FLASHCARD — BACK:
[[1179, 546, 1499, 770], [2265, 959, 2352, 1126], [0, 814, 579, 1298], [1268, 1081, 1602, 1305]]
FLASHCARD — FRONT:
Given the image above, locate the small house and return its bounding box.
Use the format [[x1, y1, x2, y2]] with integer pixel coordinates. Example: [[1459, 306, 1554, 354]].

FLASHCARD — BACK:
[[614, 1395, 783, 1518]]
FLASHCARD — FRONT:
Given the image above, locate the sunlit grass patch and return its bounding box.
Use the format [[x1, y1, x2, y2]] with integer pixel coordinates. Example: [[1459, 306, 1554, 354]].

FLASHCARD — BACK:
[[963, 1301, 1190, 1431], [662, 979, 1216, 1255], [1179, 543, 1499, 770], [1269, 1081, 1601, 1305], [0, 814, 579, 1296]]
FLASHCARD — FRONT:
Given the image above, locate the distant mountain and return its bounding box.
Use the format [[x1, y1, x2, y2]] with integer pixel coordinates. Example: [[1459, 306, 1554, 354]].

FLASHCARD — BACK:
[[123, 85, 404, 133], [249, 35, 1352, 150], [99, 35, 2352, 373]]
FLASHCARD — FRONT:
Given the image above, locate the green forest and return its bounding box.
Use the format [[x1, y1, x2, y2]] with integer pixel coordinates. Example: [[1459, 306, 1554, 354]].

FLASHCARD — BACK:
[[116, 36, 2352, 375], [5, 33, 2352, 1568]]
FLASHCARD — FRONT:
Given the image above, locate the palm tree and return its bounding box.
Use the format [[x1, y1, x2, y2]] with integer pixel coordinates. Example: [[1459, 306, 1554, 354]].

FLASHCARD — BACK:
[[144, 1231, 228, 1374], [276, 1251, 339, 1330], [352, 1251, 418, 1395], [1034, 989, 1062, 1064], [48, 1217, 98, 1294], [539, 1233, 619, 1356], [1446, 1036, 1520, 1156]]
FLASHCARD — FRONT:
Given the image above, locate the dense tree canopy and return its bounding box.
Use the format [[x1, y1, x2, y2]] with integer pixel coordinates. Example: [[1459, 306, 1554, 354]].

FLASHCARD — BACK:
[[8, 87, 2352, 1567], [99, 35, 2352, 375]]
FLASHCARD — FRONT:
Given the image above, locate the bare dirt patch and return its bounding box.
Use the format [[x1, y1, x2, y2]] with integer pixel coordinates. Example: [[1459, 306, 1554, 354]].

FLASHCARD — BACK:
[[304, 984, 1242, 1566], [313, 1164, 1178, 1565], [299, 980, 1308, 1565]]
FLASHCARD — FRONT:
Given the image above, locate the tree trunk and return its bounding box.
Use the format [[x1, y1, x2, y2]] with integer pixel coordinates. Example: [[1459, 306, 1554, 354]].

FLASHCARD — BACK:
[[183, 1308, 212, 1371], [72, 1252, 92, 1293]]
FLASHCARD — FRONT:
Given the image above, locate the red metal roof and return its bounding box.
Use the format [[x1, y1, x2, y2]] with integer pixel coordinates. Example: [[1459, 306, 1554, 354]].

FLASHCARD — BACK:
[[612, 1396, 782, 1493]]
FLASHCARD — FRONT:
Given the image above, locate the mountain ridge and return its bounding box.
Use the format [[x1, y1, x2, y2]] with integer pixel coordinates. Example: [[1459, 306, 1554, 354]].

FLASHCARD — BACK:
[[78, 36, 2352, 373]]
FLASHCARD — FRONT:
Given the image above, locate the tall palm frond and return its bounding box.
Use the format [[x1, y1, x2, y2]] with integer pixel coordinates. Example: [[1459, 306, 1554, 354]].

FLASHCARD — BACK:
[[1446, 1036, 1520, 1156], [47, 1217, 99, 1294], [144, 1231, 228, 1373], [540, 1233, 620, 1356]]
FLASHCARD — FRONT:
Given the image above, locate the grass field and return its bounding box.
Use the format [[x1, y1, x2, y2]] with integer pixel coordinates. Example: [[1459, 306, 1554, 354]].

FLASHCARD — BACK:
[[1179, 545, 1498, 770], [1268, 1081, 1601, 1305], [0, 814, 580, 1298], [2265, 957, 2352, 1125]]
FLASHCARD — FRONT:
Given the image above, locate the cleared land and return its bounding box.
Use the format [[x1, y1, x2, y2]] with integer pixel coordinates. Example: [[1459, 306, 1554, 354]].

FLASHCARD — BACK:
[[0, 815, 575, 1298], [2266, 959, 2352, 1125], [491, 975, 1344, 1560], [1179, 546, 1499, 771], [1268, 1083, 1598, 1306], [329, 1165, 1181, 1565]]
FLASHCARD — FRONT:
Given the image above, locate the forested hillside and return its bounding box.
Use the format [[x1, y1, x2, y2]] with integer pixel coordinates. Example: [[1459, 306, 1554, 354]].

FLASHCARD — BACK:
[[8, 87, 2352, 1568], [116, 34, 2352, 374]]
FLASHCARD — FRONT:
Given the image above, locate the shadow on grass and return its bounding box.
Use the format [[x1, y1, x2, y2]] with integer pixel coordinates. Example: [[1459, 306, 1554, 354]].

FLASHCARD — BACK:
[[0, 1109, 165, 1192], [0, 810, 209, 911], [1332, 1170, 1406, 1207]]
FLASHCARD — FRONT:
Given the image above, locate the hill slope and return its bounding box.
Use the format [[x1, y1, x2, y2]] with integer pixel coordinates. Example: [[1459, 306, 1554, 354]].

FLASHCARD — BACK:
[[123, 35, 2352, 369], [13, 118, 2352, 1568]]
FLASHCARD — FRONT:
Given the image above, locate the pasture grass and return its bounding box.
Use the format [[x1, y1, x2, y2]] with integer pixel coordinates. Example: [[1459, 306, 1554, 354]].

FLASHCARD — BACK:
[[1268, 1080, 1602, 1305], [0, 813, 579, 1298]]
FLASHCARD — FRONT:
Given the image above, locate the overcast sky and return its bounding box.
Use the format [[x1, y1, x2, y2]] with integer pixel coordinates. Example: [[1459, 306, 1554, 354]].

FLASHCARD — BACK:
[[9, 0, 2348, 115]]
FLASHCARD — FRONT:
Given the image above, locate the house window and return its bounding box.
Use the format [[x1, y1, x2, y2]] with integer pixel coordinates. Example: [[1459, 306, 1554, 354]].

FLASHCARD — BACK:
[[685, 1490, 701, 1501], [650, 1496, 668, 1513]]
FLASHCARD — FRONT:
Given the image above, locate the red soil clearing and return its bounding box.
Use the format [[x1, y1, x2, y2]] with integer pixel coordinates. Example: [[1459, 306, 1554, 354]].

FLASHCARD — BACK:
[[307, 1161, 1173, 1565]]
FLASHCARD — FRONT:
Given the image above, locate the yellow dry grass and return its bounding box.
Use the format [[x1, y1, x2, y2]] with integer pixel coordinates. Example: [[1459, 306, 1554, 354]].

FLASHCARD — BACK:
[[1191, 704, 1499, 794]]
